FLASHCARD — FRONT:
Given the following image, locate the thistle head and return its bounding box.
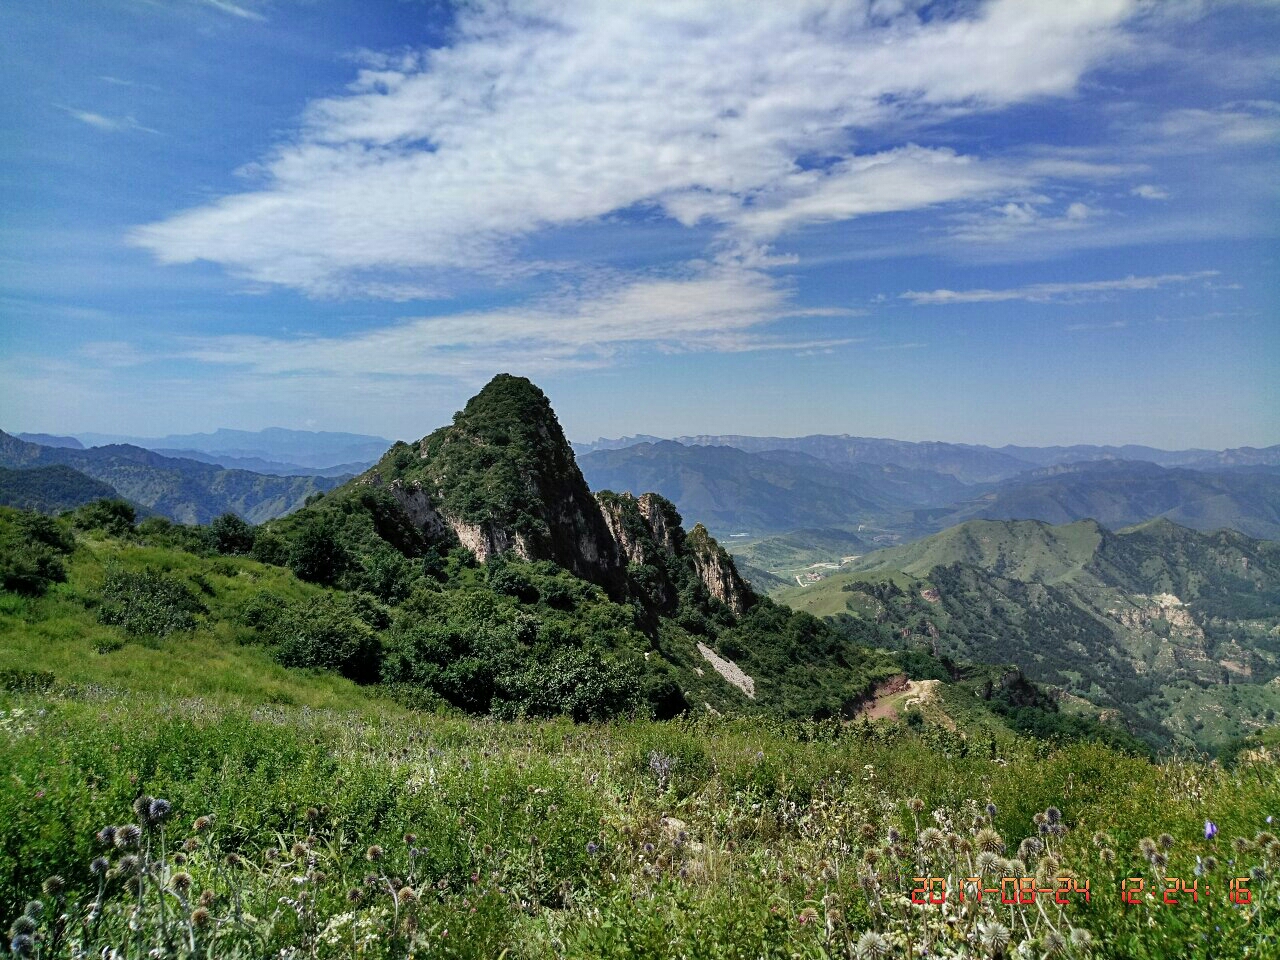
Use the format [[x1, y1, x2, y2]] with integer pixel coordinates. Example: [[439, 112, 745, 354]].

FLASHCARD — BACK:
[[41, 876, 65, 897], [853, 931, 891, 959], [975, 828, 1005, 855], [1070, 928, 1093, 950], [1042, 929, 1067, 956], [191, 908, 211, 929], [1158, 833, 1174, 851]]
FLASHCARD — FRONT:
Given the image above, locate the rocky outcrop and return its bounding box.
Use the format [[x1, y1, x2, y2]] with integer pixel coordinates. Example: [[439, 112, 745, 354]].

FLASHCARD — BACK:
[[687, 523, 755, 615], [697, 642, 755, 698]]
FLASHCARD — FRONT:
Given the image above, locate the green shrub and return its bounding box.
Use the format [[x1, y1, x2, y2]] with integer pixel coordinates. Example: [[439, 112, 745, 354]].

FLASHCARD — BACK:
[[0, 509, 74, 595], [97, 567, 206, 637]]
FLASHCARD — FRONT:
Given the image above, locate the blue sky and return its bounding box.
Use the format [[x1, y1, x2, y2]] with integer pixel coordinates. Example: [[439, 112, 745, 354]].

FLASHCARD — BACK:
[[1, 0, 1277, 448]]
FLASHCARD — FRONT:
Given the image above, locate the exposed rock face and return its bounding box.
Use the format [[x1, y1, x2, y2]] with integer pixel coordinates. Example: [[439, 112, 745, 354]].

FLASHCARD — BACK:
[[687, 523, 754, 615], [697, 642, 755, 698], [637, 492, 684, 555]]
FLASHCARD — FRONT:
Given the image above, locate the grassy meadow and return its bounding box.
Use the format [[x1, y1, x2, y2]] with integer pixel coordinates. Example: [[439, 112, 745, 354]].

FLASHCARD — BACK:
[[1, 514, 1279, 957]]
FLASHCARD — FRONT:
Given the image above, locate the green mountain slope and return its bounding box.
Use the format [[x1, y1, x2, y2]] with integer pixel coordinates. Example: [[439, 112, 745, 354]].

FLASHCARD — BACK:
[[777, 517, 1280, 750], [0, 431, 341, 524], [0, 465, 119, 513]]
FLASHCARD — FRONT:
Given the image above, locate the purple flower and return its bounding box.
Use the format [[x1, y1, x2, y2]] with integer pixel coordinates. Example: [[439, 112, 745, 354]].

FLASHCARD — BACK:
[[586, 842, 599, 855], [1205, 820, 1218, 840]]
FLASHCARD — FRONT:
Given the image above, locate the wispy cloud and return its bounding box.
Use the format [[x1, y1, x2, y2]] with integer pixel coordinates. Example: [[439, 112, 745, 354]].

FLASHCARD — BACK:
[[130, 0, 1144, 297], [58, 106, 159, 134], [901, 271, 1220, 305], [202, 0, 266, 22], [165, 267, 858, 380]]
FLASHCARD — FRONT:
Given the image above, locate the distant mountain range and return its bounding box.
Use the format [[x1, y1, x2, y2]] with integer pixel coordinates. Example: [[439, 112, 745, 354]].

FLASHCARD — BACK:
[[70, 427, 390, 473], [0, 432, 342, 524], [578, 437, 1280, 542], [577, 433, 1280, 484]]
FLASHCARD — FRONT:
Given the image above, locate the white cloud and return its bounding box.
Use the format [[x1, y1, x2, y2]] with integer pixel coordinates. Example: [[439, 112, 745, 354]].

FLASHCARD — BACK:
[[170, 267, 858, 379], [131, 0, 1142, 296], [1131, 183, 1170, 199], [901, 270, 1219, 304]]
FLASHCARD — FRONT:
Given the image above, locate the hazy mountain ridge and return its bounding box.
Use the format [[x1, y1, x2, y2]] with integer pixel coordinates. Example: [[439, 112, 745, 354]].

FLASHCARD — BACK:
[[75, 427, 391, 471], [580, 433, 1280, 481], [0, 431, 341, 524]]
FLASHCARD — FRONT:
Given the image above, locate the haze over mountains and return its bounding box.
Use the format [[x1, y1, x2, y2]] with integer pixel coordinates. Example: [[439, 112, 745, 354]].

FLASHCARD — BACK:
[[578, 435, 1280, 543]]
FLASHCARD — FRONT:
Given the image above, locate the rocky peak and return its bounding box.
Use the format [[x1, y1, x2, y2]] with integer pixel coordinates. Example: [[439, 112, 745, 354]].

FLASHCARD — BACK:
[[686, 523, 755, 616], [362, 374, 624, 591]]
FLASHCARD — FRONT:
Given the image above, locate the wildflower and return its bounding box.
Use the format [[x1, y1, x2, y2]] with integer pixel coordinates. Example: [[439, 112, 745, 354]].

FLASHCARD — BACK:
[[115, 825, 142, 849], [1139, 837, 1157, 858], [404, 833, 418, 845], [41, 875, 65, 896], [133, 795, 154, 822], [1204, 856, 1218, 872], [173, 853, 187, 866], [1045, 807, 1062, 825], [986, 803, 998, 819], [148, 798, 173, 825], [191, 908, 211, 929], [887, 827, 901, 844], [979, 922, 1010, 951], [9, 934, 35, 958], [170, 872, 193, 894], [22, 903, 40, 920], [121, 853, 143, 873], [225, 853, 243, 868], [397, 886, 417, 904], [1251, 866, 1266, 882], [908, 797, 925, 814], [346, 888, 364, 904], [797, 906, 819, 925], [854, 931, 891, 959], [1069, 928, 1093, 950], [586, 842, 600, 855], [366, 845, 384, 862], [1233, 837, 1253, 855], [90, 857, 109, 876], [9, 916, 36, 937], [193, 816, 212, 833], [977, 851, 1000, 875], [643, 842, 655, 855], [1042, 929, 1068, 956], [1205, 821, 1219, 840], [919, 827, 946, 854], [1158, 833, 1174, 851], [305, 807, 320, 822], [1149, 851, 1168, 870], [290, 842, 308, 859], [198, 890, 216, 908], [96, 826, 117, 846], [975, 828, 1004, 855]]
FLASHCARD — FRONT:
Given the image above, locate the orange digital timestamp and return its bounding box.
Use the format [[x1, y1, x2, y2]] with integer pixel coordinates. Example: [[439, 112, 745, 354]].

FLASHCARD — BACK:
[[910, 877, 1090, 905], [1120, 877, 1252, 906]]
